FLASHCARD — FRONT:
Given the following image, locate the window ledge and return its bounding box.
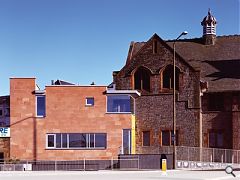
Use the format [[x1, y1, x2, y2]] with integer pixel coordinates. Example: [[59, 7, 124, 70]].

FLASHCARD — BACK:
[[105, 112, 132, 114], [45, 148, 106, 150], [202, 111, 225, 113], [85, 105, 94, 107], [36, 116, 46, 118]]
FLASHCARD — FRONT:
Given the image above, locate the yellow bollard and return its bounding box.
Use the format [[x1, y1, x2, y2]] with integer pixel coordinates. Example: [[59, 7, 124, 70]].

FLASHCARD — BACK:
[[162, 159, 167, 174]]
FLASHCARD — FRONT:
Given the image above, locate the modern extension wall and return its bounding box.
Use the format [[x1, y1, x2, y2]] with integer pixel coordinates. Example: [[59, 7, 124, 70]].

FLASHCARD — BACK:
[[10, 78, 132, 161]]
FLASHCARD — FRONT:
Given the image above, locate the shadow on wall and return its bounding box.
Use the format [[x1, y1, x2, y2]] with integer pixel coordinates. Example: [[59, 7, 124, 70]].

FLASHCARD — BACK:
[[207, 112, 232, 149], [10, 116, 37, 161]]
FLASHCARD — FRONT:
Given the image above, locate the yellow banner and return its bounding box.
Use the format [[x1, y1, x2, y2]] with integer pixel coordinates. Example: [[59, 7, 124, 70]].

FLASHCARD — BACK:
[[131, 115, 136, 154]]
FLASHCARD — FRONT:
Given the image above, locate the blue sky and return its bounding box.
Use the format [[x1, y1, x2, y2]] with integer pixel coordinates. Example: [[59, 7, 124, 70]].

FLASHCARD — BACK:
[[0, 0, 239, 95]]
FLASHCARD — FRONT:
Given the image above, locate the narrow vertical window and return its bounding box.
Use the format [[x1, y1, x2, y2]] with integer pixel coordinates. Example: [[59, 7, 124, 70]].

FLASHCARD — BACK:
[[153, 40, 158, 54], [36, 95, 46, 117], [5, 108, 10, 117], [95, 133, 107, 148], [209, 130, 223, 148], [56, 134, 61, 148], [142, 131, 150, 146], [47, 134, 55, 148], [134, 67, 151, 92], [162, 130, 170, 146], [122, 129, 131, 154], [162, 65, 180, 90], [62, 133, 68, 148], [161, 130, 178, 146]]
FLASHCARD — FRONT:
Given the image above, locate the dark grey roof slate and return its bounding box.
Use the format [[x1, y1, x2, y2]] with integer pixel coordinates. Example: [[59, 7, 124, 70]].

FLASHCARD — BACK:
[[126, 35, 240, 92]]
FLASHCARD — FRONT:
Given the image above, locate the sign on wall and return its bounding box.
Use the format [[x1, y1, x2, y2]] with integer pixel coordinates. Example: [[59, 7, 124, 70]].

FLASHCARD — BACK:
[[0, 127, 10, 137]]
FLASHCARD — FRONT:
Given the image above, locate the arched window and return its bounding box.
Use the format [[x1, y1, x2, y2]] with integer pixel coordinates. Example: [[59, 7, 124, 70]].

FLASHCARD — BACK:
[[134, 67, 151, 92], [162, 65, 180, 90]]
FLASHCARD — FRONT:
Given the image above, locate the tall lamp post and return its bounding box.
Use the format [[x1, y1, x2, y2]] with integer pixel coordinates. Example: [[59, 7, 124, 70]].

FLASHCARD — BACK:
[[173, 31, 188, 169]]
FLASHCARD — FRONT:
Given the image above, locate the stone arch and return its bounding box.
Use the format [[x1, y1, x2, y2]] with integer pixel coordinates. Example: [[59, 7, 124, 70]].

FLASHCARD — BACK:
[[132, 66, 152, 92], [160, 64, 181, 91]]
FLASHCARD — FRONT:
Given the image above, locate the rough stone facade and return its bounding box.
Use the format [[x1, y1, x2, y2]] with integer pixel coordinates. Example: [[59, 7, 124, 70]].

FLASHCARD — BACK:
[[113, 31, 240, 152], [10, 78, 132, 160], [114, 34, 201, 153], [201, 93, 240, 149]]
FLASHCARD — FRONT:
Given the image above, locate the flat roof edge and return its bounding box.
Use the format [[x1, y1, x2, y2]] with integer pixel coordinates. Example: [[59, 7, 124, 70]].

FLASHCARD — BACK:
[[10, 77, 36, 79], [106, 90, 141, 96], [45, 85, 107, 87]]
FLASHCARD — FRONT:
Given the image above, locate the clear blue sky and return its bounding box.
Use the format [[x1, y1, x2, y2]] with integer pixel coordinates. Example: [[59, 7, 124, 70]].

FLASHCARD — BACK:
[[0, 0, 239, 95]]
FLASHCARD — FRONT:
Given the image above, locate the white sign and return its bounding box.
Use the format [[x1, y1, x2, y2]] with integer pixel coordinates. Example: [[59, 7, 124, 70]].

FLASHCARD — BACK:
[[0, 127, 10, 137]]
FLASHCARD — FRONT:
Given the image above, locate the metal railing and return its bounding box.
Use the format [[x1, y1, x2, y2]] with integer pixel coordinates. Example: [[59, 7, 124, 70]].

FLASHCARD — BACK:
[[1, 146, 239, 171], [155, 145, 240, 164], [176, 146, 240, 164], [157, 146, 240, 169], [139, 145, 240, 169], [0, 156, 140, 171]]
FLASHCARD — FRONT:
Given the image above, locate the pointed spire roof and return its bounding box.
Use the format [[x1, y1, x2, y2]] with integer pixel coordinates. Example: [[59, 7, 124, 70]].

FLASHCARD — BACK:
[[201, 8, 217, 26]]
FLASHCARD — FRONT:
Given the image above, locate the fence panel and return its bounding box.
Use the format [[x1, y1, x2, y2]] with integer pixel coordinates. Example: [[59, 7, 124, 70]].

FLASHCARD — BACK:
[[174, 146, 240, 170]]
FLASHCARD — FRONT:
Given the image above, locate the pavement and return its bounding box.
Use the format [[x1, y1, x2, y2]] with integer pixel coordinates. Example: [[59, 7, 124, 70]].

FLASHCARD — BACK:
[[0, 170, 239, 180]]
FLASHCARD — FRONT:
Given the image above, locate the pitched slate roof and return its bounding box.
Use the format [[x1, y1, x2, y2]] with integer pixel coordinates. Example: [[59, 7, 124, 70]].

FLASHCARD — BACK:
[[126, 35, 240, 92]]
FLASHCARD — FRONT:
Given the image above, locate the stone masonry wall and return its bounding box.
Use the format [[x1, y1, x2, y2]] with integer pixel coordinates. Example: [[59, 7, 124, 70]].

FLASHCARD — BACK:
[[114, 35, 201, 153]]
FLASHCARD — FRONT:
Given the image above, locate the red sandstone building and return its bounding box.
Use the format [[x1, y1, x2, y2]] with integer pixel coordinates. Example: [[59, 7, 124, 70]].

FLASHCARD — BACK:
[[1, 10, 240, 162], [10, 78, 139, 160]]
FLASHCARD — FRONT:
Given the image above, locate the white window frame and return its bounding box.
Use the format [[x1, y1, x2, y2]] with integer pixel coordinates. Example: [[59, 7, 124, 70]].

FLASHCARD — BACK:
[[106, 95, 132, 114], [46, 134, 56, 149], [85, 97, 94, 106], [46, 133, 106, 149], [36, 95, 46, 117], [122, 129, 131, 154]]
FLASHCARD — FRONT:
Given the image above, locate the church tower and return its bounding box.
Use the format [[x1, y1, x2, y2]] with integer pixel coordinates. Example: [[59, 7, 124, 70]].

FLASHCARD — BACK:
[[201, 9, 217, 45]]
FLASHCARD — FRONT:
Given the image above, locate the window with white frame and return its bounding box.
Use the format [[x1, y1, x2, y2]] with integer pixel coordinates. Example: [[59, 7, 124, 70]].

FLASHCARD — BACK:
[[107, 95, 131, 113], [86, 97, 94, 106], [46, 134, 55, 148], [36, 95, 46, 117], [46, 133, 107, 149]]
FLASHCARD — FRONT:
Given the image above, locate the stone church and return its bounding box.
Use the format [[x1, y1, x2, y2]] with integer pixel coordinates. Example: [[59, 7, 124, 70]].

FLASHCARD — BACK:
[[112, 9, 240, 153]]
